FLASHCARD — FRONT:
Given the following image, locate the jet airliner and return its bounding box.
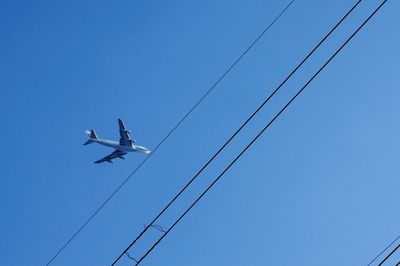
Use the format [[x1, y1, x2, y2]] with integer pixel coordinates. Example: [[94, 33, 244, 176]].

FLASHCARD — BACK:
[[84, 118, 150, 163]]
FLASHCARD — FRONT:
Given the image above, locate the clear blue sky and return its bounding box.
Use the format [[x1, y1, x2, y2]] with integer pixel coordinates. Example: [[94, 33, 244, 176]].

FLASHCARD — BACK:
[[1, 0, 399, 265]]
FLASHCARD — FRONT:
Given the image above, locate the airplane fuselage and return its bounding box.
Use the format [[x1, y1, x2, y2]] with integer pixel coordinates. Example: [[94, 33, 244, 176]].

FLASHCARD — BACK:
[[92, 138, 150, 154]]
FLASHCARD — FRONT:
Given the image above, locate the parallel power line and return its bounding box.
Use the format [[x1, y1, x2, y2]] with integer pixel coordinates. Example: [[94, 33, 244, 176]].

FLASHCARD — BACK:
[[111, 0, 375, 264], [368, 235, 400, 266], [46, 1, 295, 264], [377, 243, 400, 266], [116, 0, 388, 264]]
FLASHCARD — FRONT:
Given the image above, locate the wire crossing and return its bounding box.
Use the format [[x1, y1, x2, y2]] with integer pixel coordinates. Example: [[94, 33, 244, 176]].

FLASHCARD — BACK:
[[368, 235, 400, 266], [111, 0, 364, 264], [118, 0, 388, 264], [45, 1, 295, 265]]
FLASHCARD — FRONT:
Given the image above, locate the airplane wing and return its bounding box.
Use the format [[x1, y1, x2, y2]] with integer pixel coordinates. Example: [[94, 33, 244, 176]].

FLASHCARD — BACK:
[[94, 150, 127, 164], [118, 118, 134, 146]]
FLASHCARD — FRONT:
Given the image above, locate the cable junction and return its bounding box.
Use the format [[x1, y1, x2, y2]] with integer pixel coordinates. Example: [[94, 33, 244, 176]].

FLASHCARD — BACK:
[[115, 0, 388, 265], [124, 252, 138, 264], [45, 1, 295, 265], [110, 0, 366, 264], [143, 224, 166, 233]]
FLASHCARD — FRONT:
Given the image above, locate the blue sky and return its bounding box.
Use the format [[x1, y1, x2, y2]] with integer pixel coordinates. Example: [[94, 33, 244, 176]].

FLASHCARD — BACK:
[[1, 0, 399, 265]]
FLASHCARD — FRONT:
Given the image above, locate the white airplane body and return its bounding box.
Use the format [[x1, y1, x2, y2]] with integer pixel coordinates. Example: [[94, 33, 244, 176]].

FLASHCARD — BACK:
[[84, 118, 150, 163]]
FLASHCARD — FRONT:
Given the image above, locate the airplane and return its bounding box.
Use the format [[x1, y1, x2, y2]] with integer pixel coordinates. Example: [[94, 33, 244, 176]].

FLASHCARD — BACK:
[[84, 118, 150, 164]]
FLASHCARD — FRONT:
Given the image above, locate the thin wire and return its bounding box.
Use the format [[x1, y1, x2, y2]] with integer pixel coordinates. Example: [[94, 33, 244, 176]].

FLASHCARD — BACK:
[[46, 1, 295, 265], [124, 252, 138, 263], [368, 235, 400, 265], [378, 243, 400, 266], [111, 0, 364, 264], [133, 1, 388, 264]]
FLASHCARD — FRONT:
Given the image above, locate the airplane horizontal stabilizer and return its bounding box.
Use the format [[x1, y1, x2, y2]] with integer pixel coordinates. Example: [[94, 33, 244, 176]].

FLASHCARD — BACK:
[[83, 139, 94, 145]]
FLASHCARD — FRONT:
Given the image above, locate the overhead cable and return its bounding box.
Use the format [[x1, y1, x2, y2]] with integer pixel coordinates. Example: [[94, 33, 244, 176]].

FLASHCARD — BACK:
[[112, 1, 388, 265], [128, 1, 388, 264], [377, 242, 400, 266], [368, 235, 400, 266], [45, 1, 295, 265]]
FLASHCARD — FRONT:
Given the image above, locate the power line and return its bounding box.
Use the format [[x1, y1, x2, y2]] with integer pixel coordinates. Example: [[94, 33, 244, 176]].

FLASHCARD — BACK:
[[112, 0, 381, 264], [368, 235, 400, 265], [378, 243, 400, 266], [129, 0, 388, 264], [111, 0, 364, 263], [46, 1, 295, 265]]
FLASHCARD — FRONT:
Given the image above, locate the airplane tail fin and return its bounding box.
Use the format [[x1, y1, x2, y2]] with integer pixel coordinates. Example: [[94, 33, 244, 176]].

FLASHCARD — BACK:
[[84, 129, 98, 145]]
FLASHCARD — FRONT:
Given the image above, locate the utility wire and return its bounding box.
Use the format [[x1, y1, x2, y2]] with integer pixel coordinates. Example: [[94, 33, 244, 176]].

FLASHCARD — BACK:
[[111, 0, 364, 264], [111, 0, 365, 264], [129, 1, 388, 264], [378, 243, 400, 266], [368, 235, 400, 265], [45, 1, 295, 265]]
